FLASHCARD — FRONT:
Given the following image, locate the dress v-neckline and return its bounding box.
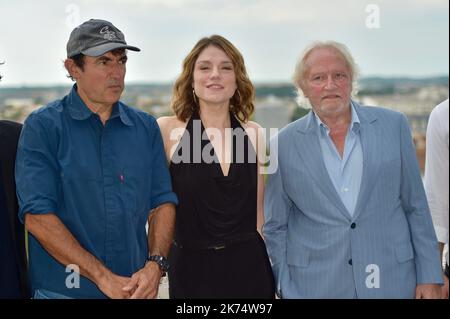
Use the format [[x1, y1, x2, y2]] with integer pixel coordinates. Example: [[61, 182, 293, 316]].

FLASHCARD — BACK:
[[197, 113, 235, 178]]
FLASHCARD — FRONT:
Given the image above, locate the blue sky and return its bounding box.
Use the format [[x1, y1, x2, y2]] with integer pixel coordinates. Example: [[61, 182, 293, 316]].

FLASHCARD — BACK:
[[0, 0, 448, 86]]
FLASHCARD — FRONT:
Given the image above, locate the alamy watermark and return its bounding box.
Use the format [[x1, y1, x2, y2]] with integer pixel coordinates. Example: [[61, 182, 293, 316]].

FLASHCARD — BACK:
[[169, 120, 279, 174], [365, 4, 381, 29], [65, 3, 81, 29], [365, 264, 380, 288], [65, 264, 80, 289]]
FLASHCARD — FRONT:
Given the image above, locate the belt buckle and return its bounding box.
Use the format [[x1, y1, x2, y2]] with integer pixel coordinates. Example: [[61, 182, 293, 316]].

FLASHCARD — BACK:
[[213, 244, 226, 250]]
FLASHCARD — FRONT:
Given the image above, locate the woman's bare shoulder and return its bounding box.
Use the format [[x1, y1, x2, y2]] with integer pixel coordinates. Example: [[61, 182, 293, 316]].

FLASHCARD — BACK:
[[157, 115, 187, 132]]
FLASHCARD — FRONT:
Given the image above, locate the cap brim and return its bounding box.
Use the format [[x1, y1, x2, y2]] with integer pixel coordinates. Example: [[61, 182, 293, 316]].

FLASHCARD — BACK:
[[81, 42, 140, 57]]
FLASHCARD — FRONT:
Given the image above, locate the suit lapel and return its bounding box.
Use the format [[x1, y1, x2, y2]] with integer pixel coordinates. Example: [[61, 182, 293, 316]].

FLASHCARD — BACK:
[[352, 103, 380, 221], [294, 112, 352, 221]]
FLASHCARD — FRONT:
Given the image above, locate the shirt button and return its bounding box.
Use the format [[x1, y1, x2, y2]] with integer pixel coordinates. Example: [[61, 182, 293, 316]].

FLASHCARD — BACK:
[[351, 223, 356, 229], [348, 259, 353, 265]]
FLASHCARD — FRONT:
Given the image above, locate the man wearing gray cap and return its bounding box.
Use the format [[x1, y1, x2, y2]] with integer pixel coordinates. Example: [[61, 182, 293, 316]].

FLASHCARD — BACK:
[[15, 19, 178, 299]]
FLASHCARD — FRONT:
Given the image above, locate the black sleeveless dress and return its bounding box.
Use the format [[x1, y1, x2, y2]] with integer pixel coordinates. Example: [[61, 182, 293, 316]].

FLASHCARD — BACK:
[[168, 110, 275, 299]]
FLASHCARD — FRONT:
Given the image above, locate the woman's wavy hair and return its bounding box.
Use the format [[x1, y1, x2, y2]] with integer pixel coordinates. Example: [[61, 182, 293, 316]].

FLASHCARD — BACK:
[[171, 35, 255, 122]]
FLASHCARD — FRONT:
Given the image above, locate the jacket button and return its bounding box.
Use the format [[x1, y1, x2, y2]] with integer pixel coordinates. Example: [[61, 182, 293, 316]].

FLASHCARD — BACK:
[[351, 223, 356, 229], [348, 259, 353, 265]]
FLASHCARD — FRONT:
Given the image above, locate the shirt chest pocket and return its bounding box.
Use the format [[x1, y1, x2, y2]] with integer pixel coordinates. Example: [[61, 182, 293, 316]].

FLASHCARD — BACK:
[[119, 166, 151, 218]]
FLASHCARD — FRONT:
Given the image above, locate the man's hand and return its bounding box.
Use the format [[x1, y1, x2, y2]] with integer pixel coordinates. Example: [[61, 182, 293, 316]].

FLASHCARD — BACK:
[[122, 262, 163, 299], [415, 283, 442, 299], [97, 271, 133, 299]]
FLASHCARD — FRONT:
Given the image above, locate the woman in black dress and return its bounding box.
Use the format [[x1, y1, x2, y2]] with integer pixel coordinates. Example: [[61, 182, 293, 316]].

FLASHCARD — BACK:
[[157, 35, 274, 298]]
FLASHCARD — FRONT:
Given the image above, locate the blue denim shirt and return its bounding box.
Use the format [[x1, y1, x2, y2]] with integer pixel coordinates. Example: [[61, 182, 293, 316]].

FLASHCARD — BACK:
[[15, 85, 178, 298], [314, 102, 363, 216]]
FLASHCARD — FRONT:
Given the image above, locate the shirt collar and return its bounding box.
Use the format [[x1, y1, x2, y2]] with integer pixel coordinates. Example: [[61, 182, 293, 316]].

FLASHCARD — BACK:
[[349, 101, 361, 133], [314, 100, 361, 134], [66, 84, 133, 126]]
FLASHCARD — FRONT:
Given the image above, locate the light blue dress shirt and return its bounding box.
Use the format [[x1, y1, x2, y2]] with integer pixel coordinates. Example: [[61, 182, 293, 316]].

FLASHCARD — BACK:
[[314, 103, 363, 216]]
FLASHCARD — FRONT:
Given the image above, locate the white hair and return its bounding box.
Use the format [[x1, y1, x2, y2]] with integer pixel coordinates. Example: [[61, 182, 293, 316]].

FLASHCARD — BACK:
[[293, 41, 360, 108]]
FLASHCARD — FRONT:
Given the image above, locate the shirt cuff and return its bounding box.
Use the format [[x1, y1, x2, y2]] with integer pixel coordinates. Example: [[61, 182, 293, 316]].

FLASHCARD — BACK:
[[151, 192, 178, 210], [19, 200, 57, 224]]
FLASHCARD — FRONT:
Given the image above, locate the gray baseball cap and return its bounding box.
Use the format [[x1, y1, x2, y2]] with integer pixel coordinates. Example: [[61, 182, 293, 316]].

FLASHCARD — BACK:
[[66, 19, 140, 58]]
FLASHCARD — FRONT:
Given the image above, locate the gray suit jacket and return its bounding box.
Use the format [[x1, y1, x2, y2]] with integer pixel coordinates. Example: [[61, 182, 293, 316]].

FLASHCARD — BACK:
[[264, 101, 443, 298]]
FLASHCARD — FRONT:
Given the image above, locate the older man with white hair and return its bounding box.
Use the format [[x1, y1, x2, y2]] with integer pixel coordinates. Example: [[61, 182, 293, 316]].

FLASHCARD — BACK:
[[263, 41, 443, 298]]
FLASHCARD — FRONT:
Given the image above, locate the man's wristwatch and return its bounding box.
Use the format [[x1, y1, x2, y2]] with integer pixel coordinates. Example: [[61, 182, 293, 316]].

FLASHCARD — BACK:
[[145, 255, 169, 275]]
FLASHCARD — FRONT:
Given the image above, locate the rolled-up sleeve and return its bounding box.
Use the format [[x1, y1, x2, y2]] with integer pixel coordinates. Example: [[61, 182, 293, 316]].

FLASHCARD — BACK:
[[149, 120, 178, 210], [15, 113, 60, 223]]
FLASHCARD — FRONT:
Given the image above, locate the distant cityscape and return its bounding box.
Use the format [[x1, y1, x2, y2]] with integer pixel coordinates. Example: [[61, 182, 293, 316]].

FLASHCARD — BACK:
[[1, 76, 448, 173]]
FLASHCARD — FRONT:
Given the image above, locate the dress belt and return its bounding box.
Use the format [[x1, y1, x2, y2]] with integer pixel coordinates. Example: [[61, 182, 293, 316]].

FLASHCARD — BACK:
[[173, 232, 258, 250]]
